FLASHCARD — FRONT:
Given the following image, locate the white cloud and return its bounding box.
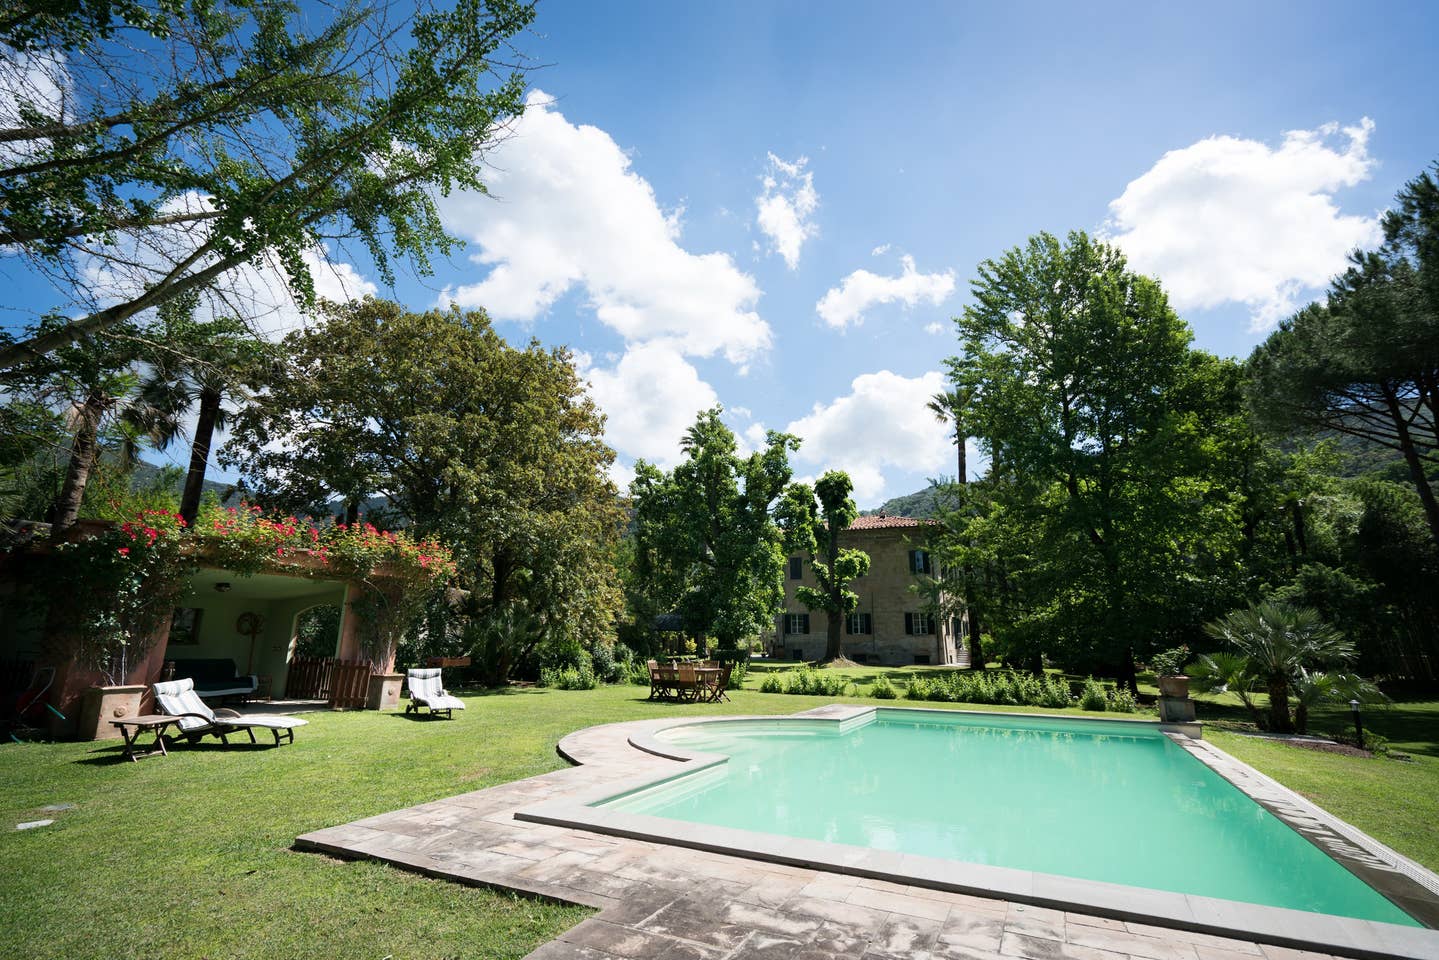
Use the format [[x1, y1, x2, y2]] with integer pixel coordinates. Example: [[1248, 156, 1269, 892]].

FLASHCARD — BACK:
[[924, 321, 944, 335], [815, 255, 956, 330], [437, 91, 770, 364], [755, 153, 819, 269], [870, 244, 891, 257], [786, 370, 952, 504], [580, 342, 719, 470], [1104, 119, 1381, 331]]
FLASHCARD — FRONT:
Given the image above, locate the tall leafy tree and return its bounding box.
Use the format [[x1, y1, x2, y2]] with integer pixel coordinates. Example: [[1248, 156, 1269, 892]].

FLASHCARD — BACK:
[[223, 298, 624, 677], [0, 0, 535, 369], [777, 471, 871, 663], [1248, 164, 1439, 548], [629, 409, 797, 649], [945, 231, 1242, 689]]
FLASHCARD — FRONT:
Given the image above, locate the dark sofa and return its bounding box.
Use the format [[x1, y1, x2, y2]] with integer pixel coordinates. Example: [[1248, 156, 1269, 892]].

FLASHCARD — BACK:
[[169, 658, 258, 700]]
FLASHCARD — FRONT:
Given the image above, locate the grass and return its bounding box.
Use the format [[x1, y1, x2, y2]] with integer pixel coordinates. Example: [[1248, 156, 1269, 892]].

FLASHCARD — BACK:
[[3, 677, 1436, 958]]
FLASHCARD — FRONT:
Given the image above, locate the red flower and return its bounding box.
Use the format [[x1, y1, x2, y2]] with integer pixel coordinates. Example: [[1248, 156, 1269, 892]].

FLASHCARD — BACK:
[[117, 547, 130, 556]]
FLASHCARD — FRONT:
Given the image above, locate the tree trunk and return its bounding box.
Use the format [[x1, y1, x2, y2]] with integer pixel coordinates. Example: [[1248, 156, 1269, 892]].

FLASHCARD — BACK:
[[179, 386, 221, 527], [492, 549, 515, 608], [1294, 702, 1309, 735], [343, 498, 360, 526], [1121, 646, 1139, 696], [956, 427, 984, 669], [965, 607, 984, 670], [1027, 650, 1044, 676], [824, 610, 843, 661], [51, 389, 107, 535], [1290, 500, 1308, 555], [1266, 676, 1293, 733], [1381, 381, 1439, 551]]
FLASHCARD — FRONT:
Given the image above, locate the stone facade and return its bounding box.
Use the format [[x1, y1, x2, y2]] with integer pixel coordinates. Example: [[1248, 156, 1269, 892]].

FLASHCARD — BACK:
[[771, 515, 966, 666]]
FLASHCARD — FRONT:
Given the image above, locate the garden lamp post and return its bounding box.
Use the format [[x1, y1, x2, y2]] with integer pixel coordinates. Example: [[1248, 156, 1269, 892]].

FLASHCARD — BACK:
[[1350, 699, 1363, 745]]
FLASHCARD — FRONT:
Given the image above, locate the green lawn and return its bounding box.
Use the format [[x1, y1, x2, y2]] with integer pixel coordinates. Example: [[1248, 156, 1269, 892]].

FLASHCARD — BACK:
[[3, 678, 1436, 959]]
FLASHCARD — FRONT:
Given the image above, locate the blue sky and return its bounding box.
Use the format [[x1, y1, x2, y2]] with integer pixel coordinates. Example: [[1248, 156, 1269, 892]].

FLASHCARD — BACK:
[[12, 0, 1439, 506]]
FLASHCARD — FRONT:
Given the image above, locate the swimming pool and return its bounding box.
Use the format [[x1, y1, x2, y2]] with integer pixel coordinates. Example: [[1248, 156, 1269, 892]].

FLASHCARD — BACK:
[[596, 710, 1418, 927]]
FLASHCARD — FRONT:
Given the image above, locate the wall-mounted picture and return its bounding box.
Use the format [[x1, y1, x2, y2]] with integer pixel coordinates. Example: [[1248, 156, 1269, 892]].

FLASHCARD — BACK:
[[169, 607, 203, 645]]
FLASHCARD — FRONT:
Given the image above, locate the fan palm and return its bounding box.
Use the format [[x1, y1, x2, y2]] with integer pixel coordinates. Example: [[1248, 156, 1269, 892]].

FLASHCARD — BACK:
[[138, 308, 268, 525], [1202, 602, 1354, 732], [1186, 651, 1263, 727], [1289, 668, 1388, 736]]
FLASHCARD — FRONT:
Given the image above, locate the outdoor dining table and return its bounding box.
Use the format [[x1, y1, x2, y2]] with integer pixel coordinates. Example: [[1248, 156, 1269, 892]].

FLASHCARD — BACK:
[[648, 663, 727, 703]]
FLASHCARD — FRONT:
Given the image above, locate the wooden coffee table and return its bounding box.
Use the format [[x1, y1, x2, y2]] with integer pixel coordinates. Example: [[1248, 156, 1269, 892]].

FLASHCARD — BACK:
[[111, 715, 182, 762]]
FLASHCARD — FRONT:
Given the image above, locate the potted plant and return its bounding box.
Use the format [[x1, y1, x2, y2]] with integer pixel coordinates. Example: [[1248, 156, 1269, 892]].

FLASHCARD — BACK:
[[1150, 644, 1191, 699]]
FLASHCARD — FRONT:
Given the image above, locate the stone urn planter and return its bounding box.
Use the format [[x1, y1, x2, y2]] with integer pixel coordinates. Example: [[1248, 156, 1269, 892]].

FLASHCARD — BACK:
[[75, 684, 146, 741], [366, 673, 404, 711], [1157, 675, 1190, 700]]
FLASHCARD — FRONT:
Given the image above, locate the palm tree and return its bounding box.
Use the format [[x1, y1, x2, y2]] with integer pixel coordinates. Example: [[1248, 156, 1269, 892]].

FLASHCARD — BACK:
[[1202, 603, 1354, 733], [1186, 651, 1263, 727], [929, 386, 986, 670], [1289, 668, 1387, 736], [139, 309, 267, 526]]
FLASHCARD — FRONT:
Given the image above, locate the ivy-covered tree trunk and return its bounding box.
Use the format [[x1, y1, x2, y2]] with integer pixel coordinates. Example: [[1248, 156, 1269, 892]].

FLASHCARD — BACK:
[[179, 385, 222, 527], [51, 388, 107, 534]]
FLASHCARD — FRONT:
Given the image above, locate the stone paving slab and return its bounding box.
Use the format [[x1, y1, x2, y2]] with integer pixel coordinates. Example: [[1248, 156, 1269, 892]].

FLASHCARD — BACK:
[[294, 715, 1395, 960]]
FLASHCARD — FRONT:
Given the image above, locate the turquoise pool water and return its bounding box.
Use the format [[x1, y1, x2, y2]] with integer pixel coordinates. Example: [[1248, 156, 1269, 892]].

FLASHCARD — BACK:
[[598, 711, 1418, 926]]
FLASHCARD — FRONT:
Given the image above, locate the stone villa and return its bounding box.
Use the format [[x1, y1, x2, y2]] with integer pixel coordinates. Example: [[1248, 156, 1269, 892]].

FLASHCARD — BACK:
[[772, 514, 968, 666]]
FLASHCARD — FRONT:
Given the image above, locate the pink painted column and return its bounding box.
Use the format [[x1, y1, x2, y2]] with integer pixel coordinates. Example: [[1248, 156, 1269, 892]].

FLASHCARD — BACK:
[[336, 581, 364, 662]]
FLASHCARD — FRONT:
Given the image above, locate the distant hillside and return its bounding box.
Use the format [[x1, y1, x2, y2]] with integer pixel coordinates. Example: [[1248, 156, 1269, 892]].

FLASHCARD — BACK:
[[865, 485, 945, 519], [130, 460, 241, 503]]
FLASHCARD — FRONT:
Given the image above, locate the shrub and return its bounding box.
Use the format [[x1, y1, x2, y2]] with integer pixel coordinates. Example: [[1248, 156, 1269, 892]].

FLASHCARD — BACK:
[[623, 660, 651, 686], [590, 641, 621, 684], [726, 659, 749, 689], [1079, 677, 1109, 711], [539, 652, 597, 690], [869, 676, 898, 699], [756, 665, 853, 697], [1107, 687, 1139, 713], [904, 676, 933, 700]]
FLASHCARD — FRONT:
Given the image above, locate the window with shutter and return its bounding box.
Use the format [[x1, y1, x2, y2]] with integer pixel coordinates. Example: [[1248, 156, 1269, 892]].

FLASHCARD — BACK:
[[788, 556, 802, 580], [801, 613, 810, 634]]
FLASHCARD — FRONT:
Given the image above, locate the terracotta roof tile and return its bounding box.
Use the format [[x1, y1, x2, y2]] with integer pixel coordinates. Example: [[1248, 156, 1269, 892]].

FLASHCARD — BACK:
[[845, 514, 936, 530]]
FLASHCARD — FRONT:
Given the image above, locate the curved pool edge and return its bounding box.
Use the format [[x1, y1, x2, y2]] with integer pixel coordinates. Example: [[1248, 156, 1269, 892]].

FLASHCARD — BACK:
[[527, 704, 1439, 960]]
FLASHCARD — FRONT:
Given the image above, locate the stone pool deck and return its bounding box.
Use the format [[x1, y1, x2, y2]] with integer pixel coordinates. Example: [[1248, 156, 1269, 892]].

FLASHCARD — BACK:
[[293, 709, 1397, 960]]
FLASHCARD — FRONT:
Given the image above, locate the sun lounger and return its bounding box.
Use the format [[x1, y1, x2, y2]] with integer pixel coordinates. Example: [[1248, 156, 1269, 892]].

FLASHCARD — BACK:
[[404, 668, 465, 719], [152, 678, 307, 746]]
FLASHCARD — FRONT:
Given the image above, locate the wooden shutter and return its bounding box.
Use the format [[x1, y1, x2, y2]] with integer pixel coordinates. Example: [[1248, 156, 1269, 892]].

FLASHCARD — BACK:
[[845, 615, 854, 635], [908, 549, 917, 574], [801, 614, 810, 634], [782, 614, 789, 636], [863, 613, 872, 634], [904, 612, 914, 635]]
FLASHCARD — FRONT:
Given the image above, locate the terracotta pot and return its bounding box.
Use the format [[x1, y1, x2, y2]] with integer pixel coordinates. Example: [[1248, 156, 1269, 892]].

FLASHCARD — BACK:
[[366, 673, 404, 711], [75, 684, 146, 741], [1157, 675, 1190, 699]]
